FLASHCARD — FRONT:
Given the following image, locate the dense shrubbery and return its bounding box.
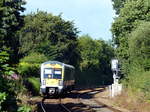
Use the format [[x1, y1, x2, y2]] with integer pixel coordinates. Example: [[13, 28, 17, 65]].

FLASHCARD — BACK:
[[26, 77, 40, 95], [18, 52, 48, 77], [76, 35, 114, 86], [19, 11, 79, 66], [112, 0, 150, 103], [124, 22, 150, 101], [126, 71, 150, 100], [18, 62, 39, 77], [128, 22, 150, 72], [0, 50, 19, 111], [17, 105, 31, 112], [18, 52, 47, 96], [0, 92, 7, 111]]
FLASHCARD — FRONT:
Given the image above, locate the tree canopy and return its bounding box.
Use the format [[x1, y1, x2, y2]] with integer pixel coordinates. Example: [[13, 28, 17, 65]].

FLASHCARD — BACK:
[[0, 0, 26, 111], [129, 22, 150, 71], [19, 11, 79, 66], [112, 0, 126, 14], [0, 0, 25, 63], [77, 35, 114, 85], [111, 0, 150, 75]]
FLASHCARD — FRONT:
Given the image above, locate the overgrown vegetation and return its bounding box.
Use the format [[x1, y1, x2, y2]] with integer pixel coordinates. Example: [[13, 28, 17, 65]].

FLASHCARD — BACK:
[[76, 35, 114, 86], [0, 0, 114, 110], [19, 11, 79, 67], [18, 52, 48, 77], [1, 0, 149, 111], [112, 0, 150, 107], [26, 77, 40, 95]]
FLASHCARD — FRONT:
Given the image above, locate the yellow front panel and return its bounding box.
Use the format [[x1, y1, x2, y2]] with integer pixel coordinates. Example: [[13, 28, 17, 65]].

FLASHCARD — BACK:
[[45, 79, 59, 86], [44, 63, 64, 80], [44, 64, 62, 69]]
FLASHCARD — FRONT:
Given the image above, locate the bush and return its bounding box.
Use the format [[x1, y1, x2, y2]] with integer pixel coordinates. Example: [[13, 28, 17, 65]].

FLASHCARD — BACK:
[[18, 52, 48, 77], [0, 92, 7, 111], [127, 71, 150, 101], [26, 77, 40, 95], [122, 22, 150, 102], [20, 52, 48, 64], [18, 62, 39, 77], [0, 50, 19, 111], [129, 22, 150, 72], [17, 105, 31, 112]]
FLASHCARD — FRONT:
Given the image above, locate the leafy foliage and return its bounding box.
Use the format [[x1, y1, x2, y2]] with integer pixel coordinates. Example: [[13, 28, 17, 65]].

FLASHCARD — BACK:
[[112, 0, 150, 41], [0, 0, 26, 63], [111, 0, 150, 76], [17, 105, 31, 112], [18, 52, 48, 77], [127, 71, 150, 101], [112, 0, 126, 14], [19, 11, 79, 66], [0, 50, 19, 111], [20, 52, 48, 64], [129, 22, 150, 71], [76, 35, 114, 86], [26, 77, 40, 95], [78, 35, 102, 70], [0, 92, 7, 111], [112, 0, 150, 102]]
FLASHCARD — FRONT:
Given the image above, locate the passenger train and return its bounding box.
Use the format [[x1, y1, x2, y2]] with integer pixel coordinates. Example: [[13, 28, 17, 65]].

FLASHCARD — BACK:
[[40, 61, 75, 95]]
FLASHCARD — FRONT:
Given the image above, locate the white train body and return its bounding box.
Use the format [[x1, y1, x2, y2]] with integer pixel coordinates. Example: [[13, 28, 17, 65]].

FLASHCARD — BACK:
[[40, 61, 75, 95]]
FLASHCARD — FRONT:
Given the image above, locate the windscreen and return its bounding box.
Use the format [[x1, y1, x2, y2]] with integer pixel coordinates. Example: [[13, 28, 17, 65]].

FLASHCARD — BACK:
[[44, 68, 62, 79]]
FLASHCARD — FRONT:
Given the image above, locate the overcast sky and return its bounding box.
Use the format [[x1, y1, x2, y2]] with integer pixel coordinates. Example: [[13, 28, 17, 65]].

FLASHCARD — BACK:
[[25, 0, 115, 40]]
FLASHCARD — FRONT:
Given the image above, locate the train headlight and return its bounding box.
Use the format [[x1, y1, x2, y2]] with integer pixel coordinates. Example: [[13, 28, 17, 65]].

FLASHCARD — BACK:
[[59, 80, 63, 86], [43, 80, 46, 85]]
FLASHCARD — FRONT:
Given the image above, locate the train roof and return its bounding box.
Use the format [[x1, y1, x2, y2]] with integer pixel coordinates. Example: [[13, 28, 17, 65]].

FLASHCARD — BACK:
[[41, 61, 75, 69]]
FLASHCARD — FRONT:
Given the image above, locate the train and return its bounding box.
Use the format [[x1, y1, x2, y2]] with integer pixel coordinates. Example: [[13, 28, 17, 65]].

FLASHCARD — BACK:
[[40, 61, 75, 95]]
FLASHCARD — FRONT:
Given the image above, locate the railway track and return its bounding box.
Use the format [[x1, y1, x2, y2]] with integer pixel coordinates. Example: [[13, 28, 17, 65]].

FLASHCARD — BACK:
[[39, 87, 123, 112], [78, 88, 123, 112], [40, 98, 46, 112], [40, 96, 72, 112], [40, 91, 94, 112]]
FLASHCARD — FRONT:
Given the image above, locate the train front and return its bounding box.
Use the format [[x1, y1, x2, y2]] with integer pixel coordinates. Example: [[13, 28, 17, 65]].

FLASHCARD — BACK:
[[40, 62, 64, 95]]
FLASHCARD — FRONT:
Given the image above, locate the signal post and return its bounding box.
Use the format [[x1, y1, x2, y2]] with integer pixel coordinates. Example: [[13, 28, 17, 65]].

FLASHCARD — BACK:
[[109, 59, 122, 97]]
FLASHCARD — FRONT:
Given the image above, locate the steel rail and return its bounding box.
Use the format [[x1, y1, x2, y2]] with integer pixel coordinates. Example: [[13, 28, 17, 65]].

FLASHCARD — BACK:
[[77, 90, 95, 112], [93, 98, 122, 112], [59, 97, 72, 112], [78, 88, 123, 112], [40, 98, 47, 112], [40, 96, 72, 112]]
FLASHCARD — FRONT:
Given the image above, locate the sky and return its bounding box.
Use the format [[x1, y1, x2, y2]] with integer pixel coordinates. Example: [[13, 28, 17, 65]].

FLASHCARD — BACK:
[[25, 0, 115, 40]]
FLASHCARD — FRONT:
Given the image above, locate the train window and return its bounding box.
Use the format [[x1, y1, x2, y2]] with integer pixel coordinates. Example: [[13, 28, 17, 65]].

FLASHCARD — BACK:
[[53, 69, 62, 79], [44, 68, 53, 74], [44, 68, 62, 79], [44, 68, 53, 78], [54, 70, 61, 74]]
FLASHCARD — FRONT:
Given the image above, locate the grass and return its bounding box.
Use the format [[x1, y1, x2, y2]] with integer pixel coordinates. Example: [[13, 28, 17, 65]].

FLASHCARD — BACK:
[[114, 71, 150, 112], [114, 89, 150, 112]]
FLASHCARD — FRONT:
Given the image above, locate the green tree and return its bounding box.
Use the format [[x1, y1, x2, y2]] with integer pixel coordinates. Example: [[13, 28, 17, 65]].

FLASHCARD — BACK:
[[111, 0, 150, 75], [0, 0, 26, 63], [112, 0, 126, 14], [77, 35, 114, 86], [78, 35, 101, 70], [19, 11, 79, 66], [0, 0, 26, 110], [0, 50, 18, 111], [18, 52, 48, 77], [125, 22, 150, 101], [129, 22, 150, 72]]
